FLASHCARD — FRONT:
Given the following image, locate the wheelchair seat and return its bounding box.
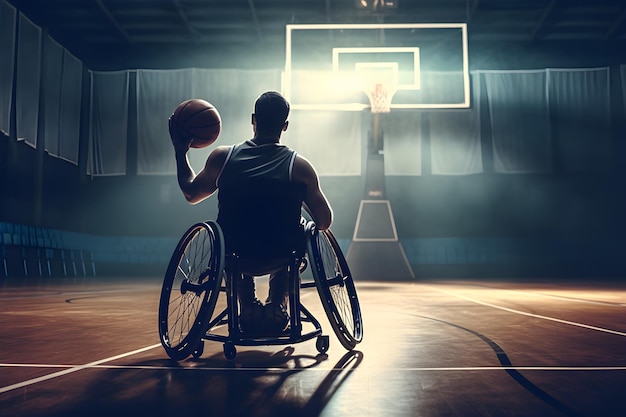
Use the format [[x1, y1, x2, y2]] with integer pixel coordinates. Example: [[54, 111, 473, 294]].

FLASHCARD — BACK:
[[216, 178, 306, 263]]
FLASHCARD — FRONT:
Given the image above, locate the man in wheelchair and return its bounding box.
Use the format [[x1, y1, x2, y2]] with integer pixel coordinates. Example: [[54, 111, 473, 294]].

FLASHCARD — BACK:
[[170, 91, 333, 336]]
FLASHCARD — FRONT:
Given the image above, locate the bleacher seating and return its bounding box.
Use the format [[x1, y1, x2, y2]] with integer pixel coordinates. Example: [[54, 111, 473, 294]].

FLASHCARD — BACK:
[[0, 221, 177, 279]]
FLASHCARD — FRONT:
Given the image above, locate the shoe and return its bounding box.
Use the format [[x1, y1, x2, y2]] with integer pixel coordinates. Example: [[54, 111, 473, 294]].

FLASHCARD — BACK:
[[239, 298, 264, 335], [263, 302, 289, 334]]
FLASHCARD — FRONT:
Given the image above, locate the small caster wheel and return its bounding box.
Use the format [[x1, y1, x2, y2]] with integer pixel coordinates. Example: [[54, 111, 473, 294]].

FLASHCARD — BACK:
[[224, 341, 237, 360], [299, 257, 308, 273], [192, 341, 204, 359], [316, 335, 330, 354]]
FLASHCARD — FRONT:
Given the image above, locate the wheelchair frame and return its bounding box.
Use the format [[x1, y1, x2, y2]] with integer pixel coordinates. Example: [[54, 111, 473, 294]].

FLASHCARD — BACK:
[[158, 219, 363, 361]]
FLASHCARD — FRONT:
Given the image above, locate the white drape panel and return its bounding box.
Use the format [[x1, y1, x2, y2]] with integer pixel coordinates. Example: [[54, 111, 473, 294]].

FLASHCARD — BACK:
[[15, 13, 40, 147], [53, 50, 82, 164], [285, 110, 362, 176], [484, 70, 552, 173], [136, 69, 193, 175], [383, 111, 422, 175], [0, 0, 16, 136], [430, 73, 482, 175], [89, 71, 129, 176], [548, 68, 611, 172], [136, 68, 282, 175], [43, 35, 63, 156], [429, 108, 482, 175]]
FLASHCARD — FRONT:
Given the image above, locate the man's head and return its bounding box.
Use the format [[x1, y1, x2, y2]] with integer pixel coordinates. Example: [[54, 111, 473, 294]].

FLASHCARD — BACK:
[[252, 91, 290, 137]]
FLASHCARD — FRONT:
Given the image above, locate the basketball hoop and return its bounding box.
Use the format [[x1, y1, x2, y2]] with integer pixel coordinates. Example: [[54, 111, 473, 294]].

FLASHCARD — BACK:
[[366, 83, 395, 114]]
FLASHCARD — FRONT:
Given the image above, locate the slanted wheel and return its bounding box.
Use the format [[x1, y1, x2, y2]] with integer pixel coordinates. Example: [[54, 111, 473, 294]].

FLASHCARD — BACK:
[[306, 223, 363, 350], [158, 221, 225, 360], [224, 341, 237, 360], [316, 335, 330, 354]]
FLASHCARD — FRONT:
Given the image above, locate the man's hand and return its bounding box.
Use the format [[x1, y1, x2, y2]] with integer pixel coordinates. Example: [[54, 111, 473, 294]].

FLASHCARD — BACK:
[[169, 116, 191, 155]]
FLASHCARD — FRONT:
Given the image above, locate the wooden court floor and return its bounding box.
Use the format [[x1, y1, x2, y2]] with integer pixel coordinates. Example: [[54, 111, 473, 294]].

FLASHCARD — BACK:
[[1, 276, 626, 417]]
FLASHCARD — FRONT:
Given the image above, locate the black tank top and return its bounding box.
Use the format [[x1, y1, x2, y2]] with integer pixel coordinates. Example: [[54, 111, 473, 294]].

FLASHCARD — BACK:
[[216, 140, 305, 259], [217, 140, 296, 187]]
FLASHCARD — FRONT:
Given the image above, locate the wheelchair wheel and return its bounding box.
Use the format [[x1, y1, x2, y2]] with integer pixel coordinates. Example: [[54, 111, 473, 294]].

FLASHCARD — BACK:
[[158, 221, 225, 360], [306, 223, 363, 350]]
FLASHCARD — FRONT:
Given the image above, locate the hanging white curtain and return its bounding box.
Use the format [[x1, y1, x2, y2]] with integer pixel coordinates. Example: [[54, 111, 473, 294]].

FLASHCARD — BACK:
[[548, 68, 611, 172], [89, 71, 129, 176], [383, 110, 422, 175], [136, 69, 193, 175], [43, 35, 63, 156], [483, 70, 552, 173], [286, 110, 362, 176], [0, 0, 16, 136], [429, 108, 482, 175], [430, 73, 482, 175], [54, 50, 82, 164], [15, 12, 41, 147]]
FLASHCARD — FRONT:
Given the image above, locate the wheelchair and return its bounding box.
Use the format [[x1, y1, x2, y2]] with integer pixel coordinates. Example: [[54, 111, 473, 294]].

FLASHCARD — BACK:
[[158, 217, 363, 361]]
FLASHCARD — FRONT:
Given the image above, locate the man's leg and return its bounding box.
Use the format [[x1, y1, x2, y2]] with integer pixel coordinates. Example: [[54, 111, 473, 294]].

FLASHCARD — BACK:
[[266, 266, 289, 306], [238, 275, 264, 334], [265, 266, 290, 332]]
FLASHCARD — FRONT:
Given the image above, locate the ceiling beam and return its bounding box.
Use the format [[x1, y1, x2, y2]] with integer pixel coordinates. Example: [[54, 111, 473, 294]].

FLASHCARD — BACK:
[[604, 7, 626, 40], [530, 0, 558, 40], [171, 0, 202, 41], [94, 0, 132, 44], [466, 0, 479, 23], [248, 0, 263, 41]]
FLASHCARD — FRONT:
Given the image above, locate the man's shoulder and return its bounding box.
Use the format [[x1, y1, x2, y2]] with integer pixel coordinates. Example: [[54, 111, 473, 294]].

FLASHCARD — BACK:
[[206, 145, 231, 168], [292, 154, 317, 181], [212, 145, 233, 157]]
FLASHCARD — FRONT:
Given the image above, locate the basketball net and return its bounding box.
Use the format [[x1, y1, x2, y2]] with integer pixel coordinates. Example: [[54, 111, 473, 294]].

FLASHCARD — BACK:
[[367, 83, 394, 114]]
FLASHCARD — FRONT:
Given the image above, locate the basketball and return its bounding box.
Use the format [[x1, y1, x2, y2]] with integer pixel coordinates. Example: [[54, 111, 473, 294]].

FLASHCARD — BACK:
[[171, 99, 221, 148]]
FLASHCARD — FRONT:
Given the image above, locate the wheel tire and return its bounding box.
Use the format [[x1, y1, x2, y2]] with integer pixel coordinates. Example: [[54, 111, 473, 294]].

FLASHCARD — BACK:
[[306, 223, 363, 350], [224, 341, 237, 360], [158, 221, 225, 360], [316, 335, 330, 354]]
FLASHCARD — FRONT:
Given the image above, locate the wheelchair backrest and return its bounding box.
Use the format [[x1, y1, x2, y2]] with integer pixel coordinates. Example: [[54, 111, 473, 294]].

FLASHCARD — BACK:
[[216, 178, 306, 260]]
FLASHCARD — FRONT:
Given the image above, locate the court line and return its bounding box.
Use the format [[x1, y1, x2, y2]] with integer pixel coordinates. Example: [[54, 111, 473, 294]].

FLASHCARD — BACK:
[[3, 363, 626, 372], [0, 343, 161, 395], [450, 282, 626, 307], [428, 285, 626, 337]]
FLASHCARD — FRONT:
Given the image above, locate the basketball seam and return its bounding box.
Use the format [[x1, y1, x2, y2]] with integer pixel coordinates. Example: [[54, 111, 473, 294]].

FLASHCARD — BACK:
[[176, 100, 195, 124], [182, 107, 216, 125]]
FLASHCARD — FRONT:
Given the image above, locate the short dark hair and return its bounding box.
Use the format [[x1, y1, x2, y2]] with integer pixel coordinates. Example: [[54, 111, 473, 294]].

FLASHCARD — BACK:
[[254, 91, 290, 135]]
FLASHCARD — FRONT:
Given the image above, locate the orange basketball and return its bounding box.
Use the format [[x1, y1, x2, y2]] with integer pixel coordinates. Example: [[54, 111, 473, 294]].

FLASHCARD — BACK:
[[171, 99, 221, 148]]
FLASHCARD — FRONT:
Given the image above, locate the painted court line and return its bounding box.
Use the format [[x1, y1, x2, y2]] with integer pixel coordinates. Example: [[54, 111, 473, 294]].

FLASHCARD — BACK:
[[429, 285, 626, 337], [0, 343, 161, 395], [3, 363, 626, 373], [463, 283, 626, 307]]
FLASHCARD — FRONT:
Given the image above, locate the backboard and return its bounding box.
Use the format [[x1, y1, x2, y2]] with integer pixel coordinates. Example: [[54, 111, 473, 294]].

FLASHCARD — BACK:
[[283, 23, 470, 111]]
